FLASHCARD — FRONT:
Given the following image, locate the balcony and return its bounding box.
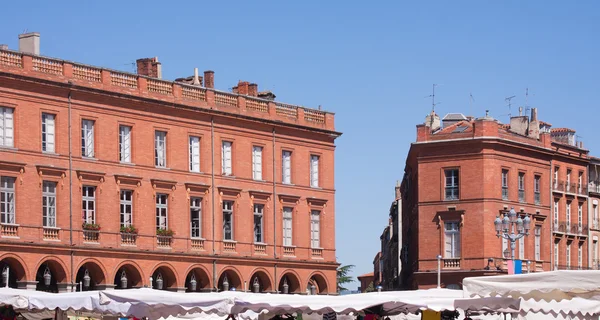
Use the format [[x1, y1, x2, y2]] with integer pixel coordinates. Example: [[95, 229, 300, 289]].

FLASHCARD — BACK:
[[254, 243, 267, 255], [43, 227, 60, 241], [443, 258, 460, 269], [120, 233, 137, 246], [0, 223, 19, 238], [156, 235, 172, 248], [283, 246, 296, 256], [223, 241, 236, 252], [191, 238, 205, 250], [553, 181, 566, 192], [554, 221, 588, 235], [82, 230, 99, 243], [311, 248, 323, 258]]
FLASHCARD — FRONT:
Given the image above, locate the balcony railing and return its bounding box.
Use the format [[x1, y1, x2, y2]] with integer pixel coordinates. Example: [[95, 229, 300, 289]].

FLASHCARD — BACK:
[[191, 238, 205, 250], [443, 258, 460, 269], [555, 264, 594, 271], [83, 230, 99, 243], [254, 243, 267, 254], [223, 241, 236, 252], [555, 221, 588, 235], [156, 235, 172, 248], [0, 223, 19, 238], [120, 233, 137, 246], [43, 227, 60, 241], [311, 248, 323, 257], [283, 246, 295, 256]]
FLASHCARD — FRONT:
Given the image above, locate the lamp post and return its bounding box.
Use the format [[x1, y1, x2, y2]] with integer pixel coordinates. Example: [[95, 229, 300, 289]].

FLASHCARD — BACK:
[[436, 254, 442, 288], [494, 207, 531, 266]]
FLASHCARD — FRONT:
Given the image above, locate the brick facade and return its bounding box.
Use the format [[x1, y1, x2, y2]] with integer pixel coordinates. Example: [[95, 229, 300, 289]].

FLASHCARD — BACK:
[[0, 43, 340, 293]]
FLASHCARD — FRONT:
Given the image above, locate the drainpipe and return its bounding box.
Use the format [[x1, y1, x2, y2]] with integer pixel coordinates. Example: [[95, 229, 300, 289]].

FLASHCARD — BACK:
[[68, 86, 74, 291], [272, 128, 277, 259], [212, 260, 217, 292], [274, 263, 278, 293], [550, 159, 554, 271], [211, 117, 215, 255]]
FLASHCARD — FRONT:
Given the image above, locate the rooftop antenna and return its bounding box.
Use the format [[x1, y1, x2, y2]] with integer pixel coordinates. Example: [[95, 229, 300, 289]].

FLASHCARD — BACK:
[[505, 95, 516, 118], [125, 62, 136, 73], [425, 84, 441, 112], [469, 93, 475, 117]]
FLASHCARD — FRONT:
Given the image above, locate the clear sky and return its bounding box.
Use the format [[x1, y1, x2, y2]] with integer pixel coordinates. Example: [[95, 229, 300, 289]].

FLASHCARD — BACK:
[[2, 1, 599, 289]]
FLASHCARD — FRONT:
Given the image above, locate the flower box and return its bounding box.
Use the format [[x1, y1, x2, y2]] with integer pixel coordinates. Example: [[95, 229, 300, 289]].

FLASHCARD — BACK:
[[82, 223, 101, 231], [120, 225, 138, 234], [156, 228, 174, 237]]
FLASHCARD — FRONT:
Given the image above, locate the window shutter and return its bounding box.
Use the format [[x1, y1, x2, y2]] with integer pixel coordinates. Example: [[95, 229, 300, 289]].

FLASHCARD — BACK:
[[454, 231, 461, 258], [4, 108, 13, 147], [311, 156, 319, 187], [121, 126, 131, 162], [283, 152, 291, 183], [190, 137, 200, 172], [0, 109, 4, 146], [46, 114, 55, 152], [253, 146, 262, 180], [222, 142, 232, 174], [87, 122, 94, 157], [444, 232, 452, 258]]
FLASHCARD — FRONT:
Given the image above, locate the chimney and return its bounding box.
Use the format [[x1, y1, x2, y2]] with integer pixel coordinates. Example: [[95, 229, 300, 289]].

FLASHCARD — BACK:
[[136, 57, 162, 79], [18, 32, 40, 55], [192, 68, 201, 85], [527, 107, 540, 140], [395, 180, 401, 200], [248, 83, 258, 97], [204, 70, 214, 89], [0, 45, 8, 50], [236, 81, 250, 95]]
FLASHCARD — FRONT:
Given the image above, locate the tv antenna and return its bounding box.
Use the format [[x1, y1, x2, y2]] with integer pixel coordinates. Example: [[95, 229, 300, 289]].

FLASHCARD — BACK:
[[469, 93, 475, 116], [425, 84, 441, 112], [505, 95, 516, 117]]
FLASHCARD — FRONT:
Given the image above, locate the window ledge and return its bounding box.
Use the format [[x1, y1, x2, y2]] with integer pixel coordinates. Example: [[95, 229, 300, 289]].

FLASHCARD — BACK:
[[282, 182, 295, 186], [310, 186, 322, 190], [223, 240, 237, 243], [191, 237, 206, 240], [0, 146, 18, 151], [189, 170, 204, 174], [42, 151, 59, 156], [43, 226, 61, 230], [81, 156, 98, 161], [254, 242, 267, 245], [310, 247, 324, 250], [283, 245, 296, 248], [120, 161, 135, 166], [222, 175, 236, 179], [155, 166, 171, 170]]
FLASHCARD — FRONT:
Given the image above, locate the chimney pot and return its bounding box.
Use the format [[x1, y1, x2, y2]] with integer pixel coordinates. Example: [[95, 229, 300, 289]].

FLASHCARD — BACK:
[[0, 44, 8, 50], [248, 83, 258, 97], [204, 71, 214, 89], [136, 57, 162, 79], [18, 32, 40, 55], [192, 68, 201, 85]]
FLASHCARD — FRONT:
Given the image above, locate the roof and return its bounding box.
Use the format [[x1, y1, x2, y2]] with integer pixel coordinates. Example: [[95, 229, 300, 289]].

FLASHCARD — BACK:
[[442, 113, 467, 121], [551, 128, 575, 133], [357, 272, 374, 279], [540, 121, 552, 127], [435, 120, 474, 134]]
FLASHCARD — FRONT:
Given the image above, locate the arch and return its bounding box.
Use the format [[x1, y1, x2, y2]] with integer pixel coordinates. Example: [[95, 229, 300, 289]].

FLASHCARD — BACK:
[[112, 260, 145, 289], [183, 264, 212, 292], [307, 271, 329, 294], [74, 258, 107, 291], [248, 267, 274, 293], [150, 262, 179, 290], [218, 267, 243, 291], [34, 257, 69, 293], [278, 269, 301, 294], [0, 253, 28, 288]]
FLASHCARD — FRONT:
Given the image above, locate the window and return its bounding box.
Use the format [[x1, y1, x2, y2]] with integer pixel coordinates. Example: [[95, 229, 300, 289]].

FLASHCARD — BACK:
[[578, 243, 583, 269], [41, 113, 55, 153], [553, 241, 559, 270], [310, 210, 321, 248], [518, 172, 525, 203], [594, 204, 599, 229], [0, 177, 16, 224], [502, 237, 508, 258], [282, 151, 292, 184], [553, 166, 559, 188], [566, 243, 571, 269], [501, 169, 508, 200], [566, 201, 572, 229], [156, 194, 168, 230], [189, 136, 200, 172], [190, 197, 201, 238], [578, 172, 583, 193], [567, 169, 572, 192], [534, 226, 541, 261], [578, 203, 583, 232], [0, 107, 14, 148], [444, 169, 459, 200], [253, 204, 264, 243], [222, 141, 232, 175], [518, 236, 524, 260], [534, 175, 541, 205], [594, 240, 598, 268], [119, 125, 131, 163], [310, 155, 319, 188], [155, 131, 167, 167], [42, 181, 57, 228], [222, 201, 233, 240], [120, 190, 132, 228], [81, 120, 94, 157], [283, 207, 293, 246], [252, 146, 263, 180], [444, 222, 461, 258], [82, 186, 96, 224], [554, 199, 559, 228]]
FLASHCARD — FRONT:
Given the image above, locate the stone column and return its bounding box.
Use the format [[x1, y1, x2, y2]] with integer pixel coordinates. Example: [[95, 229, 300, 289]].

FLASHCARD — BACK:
[[16, 281, 38, 290]]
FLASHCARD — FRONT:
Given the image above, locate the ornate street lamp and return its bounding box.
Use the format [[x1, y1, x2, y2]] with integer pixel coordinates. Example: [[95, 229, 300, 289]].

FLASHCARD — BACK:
[[436, 254, 442, 288], [222, 275, 229, 292], [282, 278, 289, 294], [156, 273, 164, 290], [494, 207, 531, 261], [43, 266, 52, 286], [253, 277, 260, 293], [83, 269, 91, 288], [189, 274, 197, 292], [120, 270, 128, 289]]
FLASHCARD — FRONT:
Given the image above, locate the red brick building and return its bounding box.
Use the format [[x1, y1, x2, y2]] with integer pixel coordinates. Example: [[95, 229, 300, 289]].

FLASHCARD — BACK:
[[0, 33, 340, 293], [400, 108, 590, 289]]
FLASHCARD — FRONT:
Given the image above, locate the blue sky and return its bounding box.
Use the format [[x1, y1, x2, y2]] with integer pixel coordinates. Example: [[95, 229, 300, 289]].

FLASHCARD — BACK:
[[2, 1, 599, 288]]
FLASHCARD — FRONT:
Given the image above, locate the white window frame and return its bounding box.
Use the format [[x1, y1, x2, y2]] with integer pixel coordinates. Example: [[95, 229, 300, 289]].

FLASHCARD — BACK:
[[566, 243, 571, 268], [0, 177, 16, 224], [444, 169, 459, 200], [310, 210, 321, 248], [578, 172, 583, 193], [41, 113, 55, 153], [120, 190, 133, 228], [190, 197, 202, 238], [501, 169, 508, 200], [534, 225, 541, 261], [578, 243, 583, 269], [82, 186, 96, 224], [566, 201, 571, 229], [42, 181, 57, 228], [553, 166, 559, 188], [534, 175, 541, 204], [567, 169, 572, 191], [252, 146, 263, 181], [594, 204, 599, 229], [222, 200, 234, 240], [253, 204, 264, 243], [283, 207, 293, 246], [0, 107, 14, 148], [554, 241, 559, 270], [81, 120, 95, 158], [310, 155, 320, 188], [518, 172, 525, 202], [554, 199, 559, 228], [444, 222, 461, 258], [155, 131, 167, 168], [156, 193, 168, 230], [189, 136, 200, 172], [119, 125, 131, 163], [222, 141, 232, 176], [282, 151, 292, 184], [578, 203, 583, 231]]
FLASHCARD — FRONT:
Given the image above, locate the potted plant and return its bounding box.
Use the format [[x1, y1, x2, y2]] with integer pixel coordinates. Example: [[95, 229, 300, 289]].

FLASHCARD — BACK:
[[82, 223, 101, 231], [120, 225, 138, 234], [156, 228, 174, 237]]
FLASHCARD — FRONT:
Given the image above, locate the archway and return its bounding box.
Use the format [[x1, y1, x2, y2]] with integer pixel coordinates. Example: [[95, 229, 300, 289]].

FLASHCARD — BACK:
[[75, 261, 105, 291], [248, 270, 273, 293], [35, 259, 67, 293], [278, 272, 301, 294], [185, 267, 211, 292], [113, 264, 143, 289], [151, 265, 177, 291], [307, 273, 328, 295], [218, 269, 241, 292], [0, 257, 26, 289]]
